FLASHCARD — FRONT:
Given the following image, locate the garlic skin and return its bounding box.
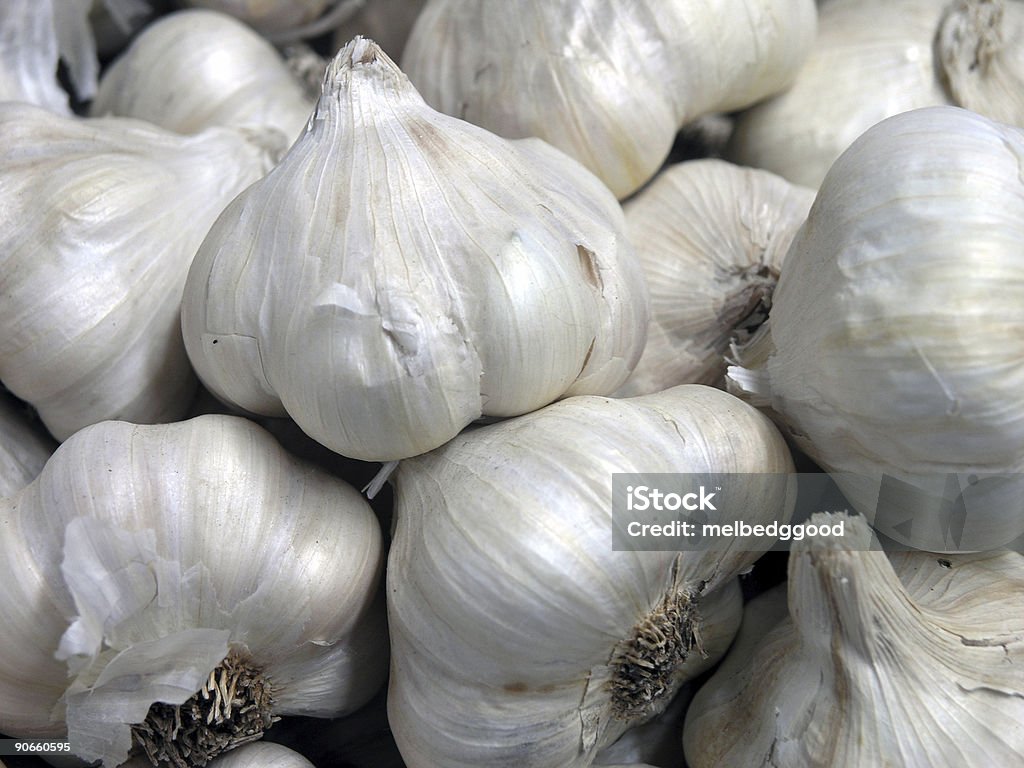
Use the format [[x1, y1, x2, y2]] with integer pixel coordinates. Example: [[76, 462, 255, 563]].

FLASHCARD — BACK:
[[728, 0, 1024, 188], [614, 160, 814, 397], [0, 0, 72, 114], [938, 0, 1024, 126], [727, 106, 1024, 552], [0, 415, 387, 767], [387, 385, 794, 768], [0, 103, 282, 441], [181, 38, 649, 462], [0, 393, 57, 496], [90, 10, 315, 142], [401, 0, 817, 198], [683, 512, 1024, 767]]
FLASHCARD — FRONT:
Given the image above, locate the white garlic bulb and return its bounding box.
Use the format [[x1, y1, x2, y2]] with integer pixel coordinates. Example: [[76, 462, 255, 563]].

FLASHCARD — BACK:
[[387, 385, 795, 768], [0, 0, 72, 114], [938, 0, 1024, 126], [614, 160, 814, 397], [181, 38, 649, 462], [728, 0, 1024, 188], [0, 392, 56, 496], [683, 512, 1024, 766], [726, 106, 1024, 552], [90, 10, 315, 142], [401, 0, 817, 198], [0, 103, 282, 441], [0, 414, 387, 768]]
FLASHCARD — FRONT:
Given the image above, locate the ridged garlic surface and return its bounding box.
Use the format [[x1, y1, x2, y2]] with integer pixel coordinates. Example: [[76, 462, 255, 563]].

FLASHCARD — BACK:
[[727, 106, 1024, 552], [0, 0, 71, 114], [401, 0, 817, 198], [181, 38, 649, 462], [683, 512, 1024, 766], [0, 415, 387, 768], [614, 160, 814, 397], [0, 392, 56, 497], [387, 385, 794, 768], [90, 10, 315, 142], [0, 103, 282, 441], [728, 0, 1024, 188]]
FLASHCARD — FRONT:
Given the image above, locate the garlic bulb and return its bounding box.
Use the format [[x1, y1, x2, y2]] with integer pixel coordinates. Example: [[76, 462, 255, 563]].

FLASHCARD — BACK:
[[614, 160, 814, 397], [181, 38, 649, 462], [0, 102, 282, 441], [938, 0, 1024, 125], [0, 0, 71, 114], [0, 414, 387, 767], [387, 385, 795, 767], [401, 0, 817, 198], [728, 0, 1024, 188], [90, 10, 315, 142], [726, 106, 1024, 552], [0, 392, 56, 496], [683, 512, 1024, 766]]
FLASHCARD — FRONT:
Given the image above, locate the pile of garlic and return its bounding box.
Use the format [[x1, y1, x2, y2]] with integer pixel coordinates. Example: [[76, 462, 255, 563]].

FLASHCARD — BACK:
[[1, 1, 1023, 767]]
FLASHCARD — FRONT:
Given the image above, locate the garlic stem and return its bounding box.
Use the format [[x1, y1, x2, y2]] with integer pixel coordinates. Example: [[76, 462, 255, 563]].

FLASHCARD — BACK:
[[131, 648, 279, 767]]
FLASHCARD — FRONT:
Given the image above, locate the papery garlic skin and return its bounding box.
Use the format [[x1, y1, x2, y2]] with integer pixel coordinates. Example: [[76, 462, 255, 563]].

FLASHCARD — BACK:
[[0, 415, 387, 767], [181, 38, 649, 462], [401, 0, 817, 198], [388, 385, 794, 768], [683, 512, 1024, 767], [937, 0, 1024, 127], [728, 0, 1024, 188], [0, 0, 72, 114], [332, 0, 427, 62], [614, 160, 814, 397], [0, 103, 282, 441], [727, 106, 1024, 552], [119, 740, 316, 767], [90, 10, 314, 142]]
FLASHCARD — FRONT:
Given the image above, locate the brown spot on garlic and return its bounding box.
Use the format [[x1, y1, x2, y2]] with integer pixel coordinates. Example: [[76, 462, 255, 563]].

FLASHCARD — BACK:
[[608, 584, 704, 722], [131, 648, 278, 767]]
